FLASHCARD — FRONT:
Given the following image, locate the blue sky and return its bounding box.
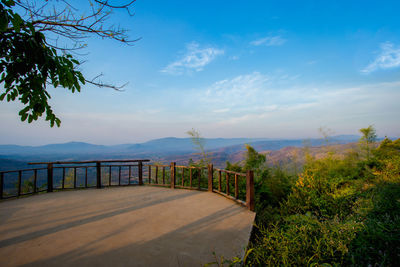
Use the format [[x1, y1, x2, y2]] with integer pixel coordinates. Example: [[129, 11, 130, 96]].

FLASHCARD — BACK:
[[1, 0, 400, 145]]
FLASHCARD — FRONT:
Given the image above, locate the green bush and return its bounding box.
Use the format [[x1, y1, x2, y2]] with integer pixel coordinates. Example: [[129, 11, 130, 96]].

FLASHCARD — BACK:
[[248, 213, 362, 266], [206, 134, 400, 266], [349, 182, 400, 266], [244, 136, 400, 266]]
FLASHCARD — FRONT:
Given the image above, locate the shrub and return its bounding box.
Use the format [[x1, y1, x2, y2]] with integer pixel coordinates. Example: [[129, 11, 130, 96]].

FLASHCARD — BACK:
[[247, 213, 362, 266]]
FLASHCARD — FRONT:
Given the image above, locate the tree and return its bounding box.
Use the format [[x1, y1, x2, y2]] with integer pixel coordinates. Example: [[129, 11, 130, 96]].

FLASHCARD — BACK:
[[0, 0, 137, 126], [187, 128, 210, 166], [244, 144, 266, 171], [359, 125, 377, 160], [318, 126, 334, 145]]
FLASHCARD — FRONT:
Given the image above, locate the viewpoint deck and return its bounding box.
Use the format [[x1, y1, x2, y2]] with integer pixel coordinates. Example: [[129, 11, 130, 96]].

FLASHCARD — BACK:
[[0, 186, 255, 267]]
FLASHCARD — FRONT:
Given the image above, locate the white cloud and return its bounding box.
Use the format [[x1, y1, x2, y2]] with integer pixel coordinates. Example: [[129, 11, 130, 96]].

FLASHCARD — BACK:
[[205, 72, 269, 104], [161, 42, 224, 75], [195, 72, 400, 137], [250, 35, 286, 46], [202, 72, 303, 110], [362, 42, 400, 73], [212, 108, 230, 113]]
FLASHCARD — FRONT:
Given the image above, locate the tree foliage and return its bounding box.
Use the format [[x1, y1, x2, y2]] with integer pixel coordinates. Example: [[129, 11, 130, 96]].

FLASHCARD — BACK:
[[243, 144, 266, 171], [359, 125, 377, 160], [243, 130, 400, 266], [213, 127, 399, 266], [0, 0, 137, 126], [359, 125, 377, 144], [187, 128, 210, 166]]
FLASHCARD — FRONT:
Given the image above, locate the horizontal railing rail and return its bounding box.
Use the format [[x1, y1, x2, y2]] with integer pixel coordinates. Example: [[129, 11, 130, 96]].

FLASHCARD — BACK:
[[0, 160, 255, 211]]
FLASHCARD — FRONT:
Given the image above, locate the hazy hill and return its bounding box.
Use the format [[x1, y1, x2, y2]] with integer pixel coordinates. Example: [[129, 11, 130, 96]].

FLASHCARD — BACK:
[[126, 137, 272, 153], [0, 138, 274, 156], [222, 142, 361, 170], [0, 136, 360, 156], [0, 135, 363, 170]]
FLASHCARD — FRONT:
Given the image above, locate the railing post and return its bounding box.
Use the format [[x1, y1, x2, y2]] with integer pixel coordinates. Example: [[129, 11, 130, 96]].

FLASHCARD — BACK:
[[246, 170, 255, 211], [235, 174, 239, 199], [148, 165, 151, 184], [34, 169, 37, 193], [138, 161, 143, 185], [47, 163, 53, 192], [129, 166, 131, 185], [155, 166, 159, 184], [170, 162, 176, 189], [218, 170, 221, 191], [189, 168, 192, 188], [181, 167, 184, 186], [0, 172, 3, 199], [208, 164, 213, 192], [85, 167, 88, 188], [198, 169, 201, 190], [96, 161, 102, 188], [226, 172, 230, 195], [18, 170, 22, 196], [109, 166, 112, 186], [162, 167, 165, 185], [74, 167, 77, 189]]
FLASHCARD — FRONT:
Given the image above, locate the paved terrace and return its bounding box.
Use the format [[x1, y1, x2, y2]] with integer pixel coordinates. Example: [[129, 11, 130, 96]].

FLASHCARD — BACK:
[[0, 186, 255, 267]]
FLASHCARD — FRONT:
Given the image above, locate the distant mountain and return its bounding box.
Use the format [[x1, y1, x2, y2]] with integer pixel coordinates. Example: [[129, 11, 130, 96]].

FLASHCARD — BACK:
[[0, 136, 363, 156], [127, 137, 271, 154], [0, 135, 365, 169], [209, 135, 362, 155], [328, 135, 360, 141], [0, 142, 132, 156], [0, 137, 272, 157]]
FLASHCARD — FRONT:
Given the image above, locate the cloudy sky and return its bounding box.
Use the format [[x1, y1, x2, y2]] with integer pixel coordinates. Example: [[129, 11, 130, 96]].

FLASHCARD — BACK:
[[1, 0, 400, 145]]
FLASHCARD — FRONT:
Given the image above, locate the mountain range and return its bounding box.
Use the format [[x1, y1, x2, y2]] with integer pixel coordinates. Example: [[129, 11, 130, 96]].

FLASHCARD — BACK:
[[0, 135, 363, 170], [0, 135, 362, 156]]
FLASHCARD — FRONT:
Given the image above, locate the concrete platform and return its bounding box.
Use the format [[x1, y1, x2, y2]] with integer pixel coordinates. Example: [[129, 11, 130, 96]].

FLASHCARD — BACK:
[[0, 186, 255, 266]]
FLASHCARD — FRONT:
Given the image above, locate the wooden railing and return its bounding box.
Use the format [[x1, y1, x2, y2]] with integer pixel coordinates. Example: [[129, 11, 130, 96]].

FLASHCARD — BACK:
[[0, 160, 255, 211], [144, 163, 254, 211]]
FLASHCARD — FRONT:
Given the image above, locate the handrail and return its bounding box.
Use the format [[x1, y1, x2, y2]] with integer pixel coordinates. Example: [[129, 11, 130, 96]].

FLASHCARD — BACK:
[[0, 160, 255, 211]]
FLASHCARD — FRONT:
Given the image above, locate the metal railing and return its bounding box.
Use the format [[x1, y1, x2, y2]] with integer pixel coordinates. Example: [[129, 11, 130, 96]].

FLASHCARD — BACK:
[[0, 160, 255, 211]]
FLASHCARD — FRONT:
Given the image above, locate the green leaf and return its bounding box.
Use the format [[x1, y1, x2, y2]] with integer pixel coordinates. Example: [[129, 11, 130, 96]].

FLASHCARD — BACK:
[[20, 112, 28, 121], [0, 9, 9, 32], [11, 13, 23, 33], [2, 1, 15, 8], [18, 106, 30, 115], [243, 248, 254, 263], [78, 73, 85, 84]]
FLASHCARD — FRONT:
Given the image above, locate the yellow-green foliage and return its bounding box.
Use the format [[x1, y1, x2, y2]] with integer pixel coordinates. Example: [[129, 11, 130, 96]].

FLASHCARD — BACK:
[[244, 134, 400, 266], [249, 214, 363, 266]]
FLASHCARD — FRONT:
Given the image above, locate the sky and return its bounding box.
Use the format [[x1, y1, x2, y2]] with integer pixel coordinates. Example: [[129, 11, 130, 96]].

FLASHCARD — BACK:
[[1, 0, 400, 145]]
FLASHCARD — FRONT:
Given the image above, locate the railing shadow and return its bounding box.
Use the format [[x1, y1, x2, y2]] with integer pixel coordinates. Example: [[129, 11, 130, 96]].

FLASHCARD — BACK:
[[0, 188, 172, 234], [0, 188, 197, 248], [16, 191, 254, 267]]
